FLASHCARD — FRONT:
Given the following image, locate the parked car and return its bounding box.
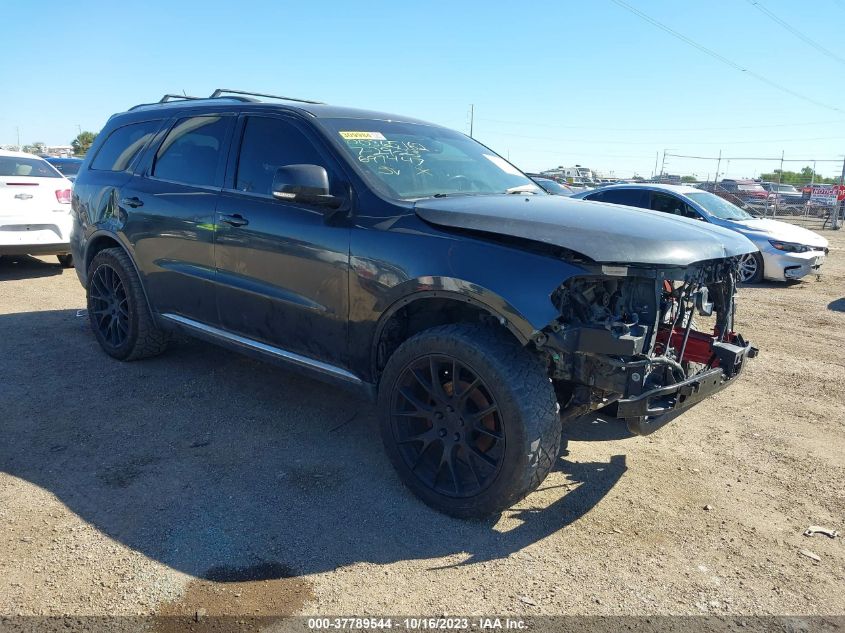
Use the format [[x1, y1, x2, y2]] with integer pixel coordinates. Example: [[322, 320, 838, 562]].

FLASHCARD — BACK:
[[0, 150, 74, 266], [759, 182, 803, 206], [573, 183, 828, 283], [44, 156, 84, 182], [70, 89, 758, 517], [527, 176, 573, 196]]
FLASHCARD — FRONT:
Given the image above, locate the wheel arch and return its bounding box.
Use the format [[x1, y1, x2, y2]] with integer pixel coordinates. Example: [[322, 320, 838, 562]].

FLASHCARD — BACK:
[[83, 231, 157, 320], [370, 287, 541, 384]]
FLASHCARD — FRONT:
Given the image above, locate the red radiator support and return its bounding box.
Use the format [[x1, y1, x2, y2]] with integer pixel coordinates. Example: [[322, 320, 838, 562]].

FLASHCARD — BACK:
[[655, 326, 740, 366]]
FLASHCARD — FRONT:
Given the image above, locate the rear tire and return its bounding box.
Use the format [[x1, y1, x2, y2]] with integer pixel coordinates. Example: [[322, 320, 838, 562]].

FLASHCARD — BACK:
[[86, 247, 168, 361], [57, 254, 73, 268], [378, 324, 560, 518]]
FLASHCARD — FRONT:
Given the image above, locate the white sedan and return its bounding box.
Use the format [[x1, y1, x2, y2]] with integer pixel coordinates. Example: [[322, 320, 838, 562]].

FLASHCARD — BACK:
[[0, 150, 74, 267], [573, 183, 829, 283]]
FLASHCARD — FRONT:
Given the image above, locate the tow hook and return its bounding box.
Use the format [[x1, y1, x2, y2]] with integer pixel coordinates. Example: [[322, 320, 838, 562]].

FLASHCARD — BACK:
[[678, 381, 700, 397]]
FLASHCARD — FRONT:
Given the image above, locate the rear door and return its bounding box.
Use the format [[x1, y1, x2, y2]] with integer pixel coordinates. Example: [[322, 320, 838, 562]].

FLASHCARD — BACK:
[[122, 114, 235, 325], [0, 155, 72, 250], [214, 113, 351, 367]]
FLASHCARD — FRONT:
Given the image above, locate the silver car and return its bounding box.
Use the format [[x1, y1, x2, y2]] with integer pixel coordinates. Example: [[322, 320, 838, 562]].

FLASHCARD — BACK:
[[572, 183, 829, 283]]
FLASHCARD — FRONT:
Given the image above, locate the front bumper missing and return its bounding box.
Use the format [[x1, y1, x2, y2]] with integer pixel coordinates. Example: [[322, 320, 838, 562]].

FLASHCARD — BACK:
[[614, 341, 756, 436]]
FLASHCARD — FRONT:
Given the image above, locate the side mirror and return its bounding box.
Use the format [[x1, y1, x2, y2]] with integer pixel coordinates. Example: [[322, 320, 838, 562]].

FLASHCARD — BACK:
[[271, 164, 343, 210]]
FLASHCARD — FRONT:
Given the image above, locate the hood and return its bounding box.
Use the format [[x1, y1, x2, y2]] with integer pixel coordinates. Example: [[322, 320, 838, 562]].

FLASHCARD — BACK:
[[415, 195, 756, 266], [713, 217, 829, 248]]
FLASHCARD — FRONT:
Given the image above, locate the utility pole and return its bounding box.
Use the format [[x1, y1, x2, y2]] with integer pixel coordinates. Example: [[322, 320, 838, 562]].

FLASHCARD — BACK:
[[469, 104, 474, 138], [714, 150, 722, 186], [660, 149, 668, 178], [652, 151, 658, 179], [16, 126, 20, 149], [774, 150, 785, 217]]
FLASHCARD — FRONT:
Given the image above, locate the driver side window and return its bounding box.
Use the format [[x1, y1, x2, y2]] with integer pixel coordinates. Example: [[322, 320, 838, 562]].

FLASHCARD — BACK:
[[235, 117, 328, 196], [650, 192, 700, 219]]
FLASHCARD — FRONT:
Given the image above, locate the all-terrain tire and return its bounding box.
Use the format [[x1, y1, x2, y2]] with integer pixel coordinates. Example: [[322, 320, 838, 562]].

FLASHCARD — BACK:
[[86, 247, 168, 361], [378, 324, 560, 518]]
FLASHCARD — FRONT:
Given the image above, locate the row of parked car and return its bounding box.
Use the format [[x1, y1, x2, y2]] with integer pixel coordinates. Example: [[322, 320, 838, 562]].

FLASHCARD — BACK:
[[525, 175, 829, 283], [0, 90, 826, 517]]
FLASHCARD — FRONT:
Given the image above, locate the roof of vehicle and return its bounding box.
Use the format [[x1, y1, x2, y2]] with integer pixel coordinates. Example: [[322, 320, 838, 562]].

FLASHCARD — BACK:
[[124, 89, 433, 125], [44, 156, 83, 162], [0, 149, 49, 160], [582, 182, 705, 195]]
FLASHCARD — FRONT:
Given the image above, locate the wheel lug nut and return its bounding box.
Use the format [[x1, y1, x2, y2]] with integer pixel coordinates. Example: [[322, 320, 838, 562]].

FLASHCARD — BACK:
[[434, 412, 444, 420], [446, 405, 454, 413], [438, 428, 447, 438], [453, 432, 460, 441]]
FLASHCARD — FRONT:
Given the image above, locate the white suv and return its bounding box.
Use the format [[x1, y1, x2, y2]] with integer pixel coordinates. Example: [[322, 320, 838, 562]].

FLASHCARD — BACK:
[[0, 150, 74, 267]]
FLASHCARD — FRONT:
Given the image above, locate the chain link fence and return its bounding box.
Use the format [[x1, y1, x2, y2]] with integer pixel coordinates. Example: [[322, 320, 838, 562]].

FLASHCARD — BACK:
[[661, 153, 845, 231]]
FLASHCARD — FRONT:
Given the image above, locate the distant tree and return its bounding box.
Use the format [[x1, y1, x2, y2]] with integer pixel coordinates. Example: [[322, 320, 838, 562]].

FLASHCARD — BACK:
[[681, 175, 698, 183], [22, 142, 46, 154], [759, 166, 837, 185], [72, 131, 98, 156]]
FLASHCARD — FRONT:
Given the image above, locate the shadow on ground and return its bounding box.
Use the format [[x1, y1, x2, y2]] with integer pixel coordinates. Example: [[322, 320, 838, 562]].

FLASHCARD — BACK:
[[828, 297, 845, 312], [0, 255, 63, 280], [0, 309, 628, 581]]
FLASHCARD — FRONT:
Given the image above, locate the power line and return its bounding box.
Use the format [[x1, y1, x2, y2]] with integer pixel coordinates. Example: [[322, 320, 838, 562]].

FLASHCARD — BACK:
[[475, 116, 845, 133], [666, 152, 843, 162], [479, 128, 845, 146], [745, 0, 845, 66], [609, 0, 842, 112]]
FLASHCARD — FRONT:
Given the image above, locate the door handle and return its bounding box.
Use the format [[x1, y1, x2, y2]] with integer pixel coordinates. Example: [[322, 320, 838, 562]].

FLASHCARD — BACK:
[[120, 196, 144, 208], [220, 213, 249, 227]]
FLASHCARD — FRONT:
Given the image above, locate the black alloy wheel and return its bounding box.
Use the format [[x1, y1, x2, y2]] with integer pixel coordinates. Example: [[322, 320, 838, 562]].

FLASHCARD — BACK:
[[89, 263, 130, 349], [390, 355, 505, 498]]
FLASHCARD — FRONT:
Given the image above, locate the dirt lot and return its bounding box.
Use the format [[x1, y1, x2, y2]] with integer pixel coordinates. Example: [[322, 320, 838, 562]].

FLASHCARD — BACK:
[[1, 232, 844, 624]]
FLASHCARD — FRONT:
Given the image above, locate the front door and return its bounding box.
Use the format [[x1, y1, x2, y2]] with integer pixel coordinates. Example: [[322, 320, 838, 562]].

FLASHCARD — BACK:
[[214, 114, 351, 369]]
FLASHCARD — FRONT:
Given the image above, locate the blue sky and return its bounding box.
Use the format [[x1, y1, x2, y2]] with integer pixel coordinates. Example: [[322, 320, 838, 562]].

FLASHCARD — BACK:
[[2, 0, 844, 179]]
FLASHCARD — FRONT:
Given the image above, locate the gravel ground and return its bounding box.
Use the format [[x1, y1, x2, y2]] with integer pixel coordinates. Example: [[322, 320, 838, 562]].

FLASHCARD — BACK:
[[0, 232, 843, 624]]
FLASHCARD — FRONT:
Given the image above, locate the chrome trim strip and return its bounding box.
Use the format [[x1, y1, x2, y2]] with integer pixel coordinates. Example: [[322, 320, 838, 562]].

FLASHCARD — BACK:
[[160, 313, 362, 385]]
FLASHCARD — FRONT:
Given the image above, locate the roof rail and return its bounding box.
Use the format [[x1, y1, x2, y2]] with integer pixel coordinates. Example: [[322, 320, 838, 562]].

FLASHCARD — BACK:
[[159, 93, 202, 103], [209, 88, 324, 105]]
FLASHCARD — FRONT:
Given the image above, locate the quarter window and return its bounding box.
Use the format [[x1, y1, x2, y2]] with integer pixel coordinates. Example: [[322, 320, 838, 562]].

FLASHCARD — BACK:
[[90, 120, 161, 172], [235, 117, 326, 195], [152, 116, 230, 187]]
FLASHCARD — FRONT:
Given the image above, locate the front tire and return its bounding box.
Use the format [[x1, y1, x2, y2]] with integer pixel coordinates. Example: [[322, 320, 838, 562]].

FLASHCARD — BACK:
[[738, 251, 764, 284], [378, 324, 560, 518], [86, 247, 168, 361]]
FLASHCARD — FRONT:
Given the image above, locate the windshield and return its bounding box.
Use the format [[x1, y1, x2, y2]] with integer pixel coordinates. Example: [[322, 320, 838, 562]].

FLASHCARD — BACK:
[[687, 191, 752, 220], [0, 156, 62, 178], [319, 118, 542, 200], [737, 184, 765, 192]]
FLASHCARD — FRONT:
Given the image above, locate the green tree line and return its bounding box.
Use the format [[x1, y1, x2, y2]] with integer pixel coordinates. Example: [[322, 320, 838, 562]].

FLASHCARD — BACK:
[[758, 166, 839, 186]]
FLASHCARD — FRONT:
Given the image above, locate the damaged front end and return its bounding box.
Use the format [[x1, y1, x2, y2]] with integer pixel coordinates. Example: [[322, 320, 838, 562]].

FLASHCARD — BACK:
[[534, 257, 758, 435]]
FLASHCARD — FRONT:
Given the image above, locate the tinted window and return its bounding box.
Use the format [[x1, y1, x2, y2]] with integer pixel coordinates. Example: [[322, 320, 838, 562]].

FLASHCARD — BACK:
[[91, 120, 161, 172], [587, 188, 648, 208], [650, 192, 693, 217], [50, 161, 81, 176], [235, 117, 326, 195], [152, 116, 229, 187], [0, 156, 62, 178]]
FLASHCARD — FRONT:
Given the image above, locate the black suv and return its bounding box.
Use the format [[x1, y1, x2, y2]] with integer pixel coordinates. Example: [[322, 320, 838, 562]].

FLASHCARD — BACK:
[[71, 89, 757, 517]]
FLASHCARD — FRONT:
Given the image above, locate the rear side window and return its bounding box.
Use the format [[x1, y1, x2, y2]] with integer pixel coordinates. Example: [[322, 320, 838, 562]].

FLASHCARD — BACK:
[[587, 188, 648, 208], [0, 156, 62, 178], [152, 116, 230, 187], [235, 116, 326, 195], [91, 120, 161, 172]]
